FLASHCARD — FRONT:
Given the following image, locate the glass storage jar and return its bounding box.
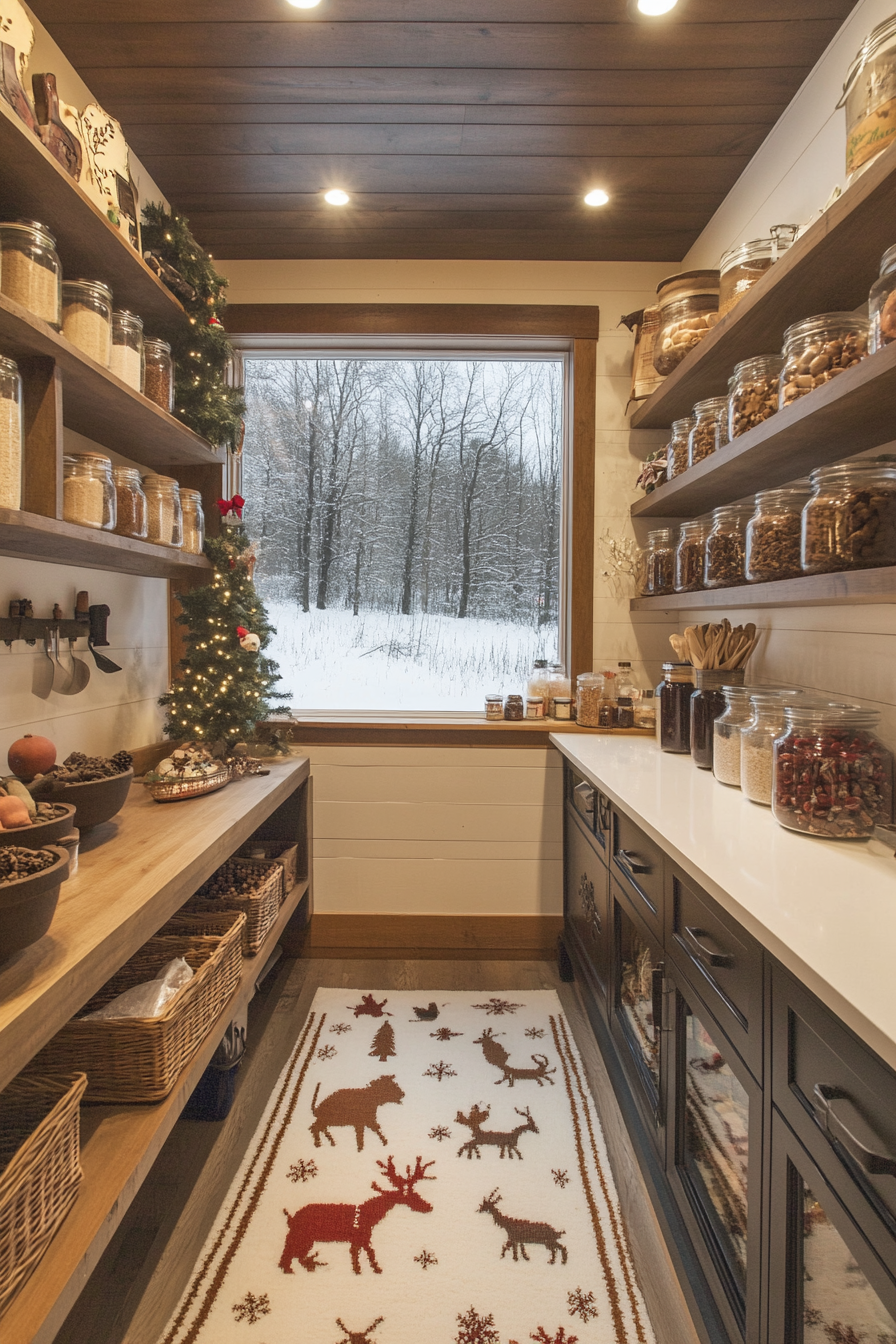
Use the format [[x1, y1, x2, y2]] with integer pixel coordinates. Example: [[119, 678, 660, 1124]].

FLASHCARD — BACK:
[[180, 488, 205, 554], [741, 690, 803, 806], [526, 696, 545, 719], [718, 226, 798, 317], [576, 673, 603, 727], [675, 519, 708, 593], [658, 662, 695, 754], [143, 473, 183, 548], [667, 416, 697, 479], [773, 705, 893, 839], [63, 452, 116, 530], [688, 396, 729, 468], [553, 696, 572, 721], [704, 505, 752, 588], [746, 485, 812, 583], [870, 243, 896, 352], [0, 355, 23, 510], [527, 658, 551, 706], [143, 338, 175, 412], [597, 671, 617, 728], [634, 688, 656, 731], [691, 668, 746, 771], [839, 15, 896, 179], [547, 662, 571, 717], [62, 280, 113, 367], [801, 461, 896, 574], [652, 270, 720, 377], [713, 684, 756, 786], [728, 354, 784, 439], [779, 313, 870, 410], [110, 310, 144, 391], [0, 219, 61, 326], [485, 694, 503, 720], [111, 466, 147, 539], [504, 693, 524, 721], [644, 528, 676, 596]]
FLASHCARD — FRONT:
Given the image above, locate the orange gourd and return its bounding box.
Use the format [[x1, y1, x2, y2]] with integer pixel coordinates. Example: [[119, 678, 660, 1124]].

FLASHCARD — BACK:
[[7, 734, 57, 778], [0, 796, 31, 827]]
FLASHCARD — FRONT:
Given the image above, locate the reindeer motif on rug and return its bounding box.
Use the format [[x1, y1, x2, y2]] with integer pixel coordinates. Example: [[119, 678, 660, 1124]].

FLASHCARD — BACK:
[[335, 1317, 384, 1344], [477, 1188, 567, 1265], [280, 1156, 435, 1275], [474, 1029, 557, 1088], [309, 1075, 405, 1151], [455, 1104, 539, 1159]]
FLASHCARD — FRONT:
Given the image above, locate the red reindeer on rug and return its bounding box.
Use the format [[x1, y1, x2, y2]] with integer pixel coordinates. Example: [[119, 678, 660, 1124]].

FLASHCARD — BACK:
[[280, 1156, 436, 1275]]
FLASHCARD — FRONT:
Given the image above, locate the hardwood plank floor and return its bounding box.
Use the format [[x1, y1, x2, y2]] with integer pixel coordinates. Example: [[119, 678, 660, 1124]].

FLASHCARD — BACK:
[[52, 957, 700, 1344]]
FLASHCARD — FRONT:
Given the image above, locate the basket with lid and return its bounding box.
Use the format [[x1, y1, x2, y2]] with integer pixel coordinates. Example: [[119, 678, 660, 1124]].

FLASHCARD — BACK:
[[652, 270, 720, 377]]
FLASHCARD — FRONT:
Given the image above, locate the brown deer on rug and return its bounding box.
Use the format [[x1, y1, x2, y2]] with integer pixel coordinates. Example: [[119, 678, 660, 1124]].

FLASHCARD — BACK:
[[455, 1104, 539, 1159], [474, 1029, 557, 1088], [335, 1317, 384, 1344], [309, 1075, 405, 1151], [477, 1188, 567, 1265], [280, 1156, 435, 1275]]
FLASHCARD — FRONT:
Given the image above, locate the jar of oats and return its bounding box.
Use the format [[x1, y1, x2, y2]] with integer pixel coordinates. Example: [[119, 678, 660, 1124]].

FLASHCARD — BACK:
[[0, 220, 61, 326], [62, 280, 113, 366], [180, 488, 205, 554], [112, 466, 148, 539], [110, 310, 144, 391], [63, 452, 116, 530], [0, 355, 23, 510], [143, 473, 183, 547]]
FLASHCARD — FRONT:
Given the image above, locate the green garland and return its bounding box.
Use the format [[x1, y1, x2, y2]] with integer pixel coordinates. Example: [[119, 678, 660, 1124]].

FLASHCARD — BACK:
[[141, 203, 246, 450]]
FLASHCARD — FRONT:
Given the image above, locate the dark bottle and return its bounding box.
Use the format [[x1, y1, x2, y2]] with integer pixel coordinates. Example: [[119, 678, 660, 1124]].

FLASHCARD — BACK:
[[658, 662, 695, 753], [690, 668, 746, 769]]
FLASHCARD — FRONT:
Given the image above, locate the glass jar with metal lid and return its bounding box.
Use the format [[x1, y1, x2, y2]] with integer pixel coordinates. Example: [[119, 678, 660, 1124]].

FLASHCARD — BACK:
[[0, 219, 61, 326], [666, 416, 697, 479], [728, 354, 784, 439], [576, 672, 604, 728], [713, 684, 757, 787], [838, 15, 896, 180], [180, 488, 205, 555], [110, 310, 144, 391], [658, 663, 695, 754], [674, 519, 708, 593], [643, 527, 676, 596], [0, 355, 23, 510], [773, 704, 893, 839], [112, 466, 147, 539], [62, 279, 113, 367], [143, 473, 183, 548], [143, 338, 175, 412], [718, 225, 798, 316], [63, 452, 116, 530], [741, 689, 803, 806], [704, 506, 752, 588], [801, 461, 896, 574], [691, 668, 746, 771], [688, 396, 728, 468], [652, 270, 720, 377], [745, 484, 812, 583], [779, 312, 870, 410], [870, 243, 896, 352]]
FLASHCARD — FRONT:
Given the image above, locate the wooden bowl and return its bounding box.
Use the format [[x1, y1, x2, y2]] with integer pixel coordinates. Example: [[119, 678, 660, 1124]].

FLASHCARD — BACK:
[[0, 845, 69, 961], [0, 803, 76, 849], [31, 769, 134, 831]]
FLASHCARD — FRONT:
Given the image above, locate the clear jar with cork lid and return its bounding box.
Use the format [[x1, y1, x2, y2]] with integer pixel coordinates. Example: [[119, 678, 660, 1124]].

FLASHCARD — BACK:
[[143, 338, 175, 412], [62, 280, 113, 367], [0, 355, 23, 510], [143, 474, 183, 548], [63, 452, 116, 530], [180, 488, 205, 554], [110, 310, 144, 391], [0, 219, 61, 326], [112, 466, 147, 539]]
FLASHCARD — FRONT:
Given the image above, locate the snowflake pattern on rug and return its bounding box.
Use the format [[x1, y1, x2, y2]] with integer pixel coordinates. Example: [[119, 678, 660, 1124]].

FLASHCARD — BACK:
[[567, 1289, 599, 1323], [552, 1169, 570, 1188], [232, 1291, 270, 1324], [432, 1027, 463, 1041], [424, 1060, 457, 1081], [456, 1306, 500, 1343], [472, 998, 525, 1016], [330, 1023, 352, 1034], [414, 1249, 438, 1269], [525, 1027, 546, 1040], [429, 1124, 451, 1142], [287, 1158, 318, 1183], [317, 1044, 337, 1060]]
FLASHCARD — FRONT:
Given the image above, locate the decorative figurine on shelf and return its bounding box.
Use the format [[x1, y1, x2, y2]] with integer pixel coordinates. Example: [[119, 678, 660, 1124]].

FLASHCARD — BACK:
[[31, 73, 82, 180], [217, 494, 245, 528], [236, 625, 260, 653], [0, 1, 38, 136]]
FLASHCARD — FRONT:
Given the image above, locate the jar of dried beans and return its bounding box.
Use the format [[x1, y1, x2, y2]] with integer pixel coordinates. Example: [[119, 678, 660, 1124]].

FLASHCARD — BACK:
[[653, 271, 720, 377], [688, 396, 728, 468], [745, 484, 811, 583], [180, 488, 205, 554], [0, 219, 61, 326], [644, 528, 676, 596], [112, 466, 147, 539], [839, 15, 896, 180], [110, 310, 144, 391], [712, 684, 755, 787], [143, 338, 175, 412], [62, 279, 113, 367], [0, 355, 23, 510], [718, 226, 798, 317], [801, 461, 896, 574], [779, 313, 869, 409], [674, 519, 708, 593], [704, 505, 751, 588], [870, 243, 896, 352], [691, 668, 745, 770], [63, 452, 116, 530], [728, 354, 784, 439], [658, 663, 695, 754], [143, 473, 183, 548], [576, 673, 604, 728], [741, 690, 803, 806], [666, 416, 697, 480], [773, 705, 894, 839]]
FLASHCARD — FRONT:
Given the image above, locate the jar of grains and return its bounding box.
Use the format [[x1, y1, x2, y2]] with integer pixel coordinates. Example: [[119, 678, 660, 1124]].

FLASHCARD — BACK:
[[717, 226, 798, 317], [504, 694, 524, 722], [801, 461, 896, 574], [110, 310, 144, 391], [63, 452, 116, 530], [869, 244, 896, 352], [653, 271, 720, 377], [773, 705, 894, 839], [839, 15, 896, 180], [746, 484, 812, 583], [112, 466, 147, 539], [674, 519, 708, 593], [741, 690, 803, 806], [643, 528, 676, 596], [688, 396, 729, 468], [691, 668, 745, 770], [779, 312, 870, 410], [0, 355, 23, 510], [576, 673, 604, 728], [704, 505, 752, 588], [143, 473, 183, 547], [728, 354, 784, 439], [62, 280, 113, 366], [485, 694, 503, 720], [0, 219, 61, 326], [180, 488, 205, 554], [666, 416, 697, 479], [658, 663, 695, 754], [143, 338, 175, 412], [712, 685, 756, 787]]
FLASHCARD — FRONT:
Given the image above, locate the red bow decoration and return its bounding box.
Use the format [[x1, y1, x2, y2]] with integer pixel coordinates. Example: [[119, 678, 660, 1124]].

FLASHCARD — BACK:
[[236, 626, 248, 638], [216, 494, 245, 519]]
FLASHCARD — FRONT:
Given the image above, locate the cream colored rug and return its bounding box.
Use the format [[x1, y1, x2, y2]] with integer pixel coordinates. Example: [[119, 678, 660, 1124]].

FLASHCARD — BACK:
[[160, 989, 655, 1344]]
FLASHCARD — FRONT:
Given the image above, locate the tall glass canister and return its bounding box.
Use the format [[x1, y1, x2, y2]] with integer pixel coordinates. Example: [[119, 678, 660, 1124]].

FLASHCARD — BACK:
[[0, 355, 23, 510]]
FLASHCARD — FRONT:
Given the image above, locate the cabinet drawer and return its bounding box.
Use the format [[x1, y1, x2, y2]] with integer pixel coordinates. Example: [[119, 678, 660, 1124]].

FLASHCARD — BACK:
[[564, 805, 609, 1000], [611, 807, 664, 936], [567, 765, 597, 831]]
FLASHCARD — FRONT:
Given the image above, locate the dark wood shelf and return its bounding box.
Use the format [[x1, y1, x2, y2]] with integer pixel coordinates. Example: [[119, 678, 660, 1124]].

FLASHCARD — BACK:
[[630, 139, 896, 430], [0, 507, 212, 579], [632, 340, 896, 519], [0, 100, 184, 335], [630, 566, 896, 612]]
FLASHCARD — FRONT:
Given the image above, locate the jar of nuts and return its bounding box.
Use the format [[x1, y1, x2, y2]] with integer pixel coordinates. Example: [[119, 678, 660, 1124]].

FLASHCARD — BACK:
[[666, 416, 697, 480], [779, 313, 870, 410], [745, 484, 811, 583], [653, 271, 720, 377], [718, 226, 798, 317], [674, 519, 708, 593], [688, 396, 729, 468], [643, 528, 676, 596], [869, 243, 896, 352], [801, 461, 896, 574], [704, 505, 752, 588], [772, 705, 893, 840], [728, 354, 784, 439]]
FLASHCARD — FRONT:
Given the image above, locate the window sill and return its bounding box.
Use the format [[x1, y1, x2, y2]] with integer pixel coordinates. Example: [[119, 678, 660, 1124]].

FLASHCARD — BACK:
[[260, 716, 655, 747]]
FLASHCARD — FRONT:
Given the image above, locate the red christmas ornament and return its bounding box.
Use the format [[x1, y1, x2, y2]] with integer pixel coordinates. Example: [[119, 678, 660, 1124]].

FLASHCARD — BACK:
[[209, 315, 223, 327], [236, 626, 249, 639], [216, 494, 245, 519]]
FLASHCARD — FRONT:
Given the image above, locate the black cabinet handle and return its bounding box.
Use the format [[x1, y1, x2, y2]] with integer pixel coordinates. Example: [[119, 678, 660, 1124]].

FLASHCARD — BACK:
[[617, 848, 651, 876], [683, 926, 734, 970], [651, 965, 664, 1035], [812, 1084, 896, 1177], [573, 781, 595, 814]]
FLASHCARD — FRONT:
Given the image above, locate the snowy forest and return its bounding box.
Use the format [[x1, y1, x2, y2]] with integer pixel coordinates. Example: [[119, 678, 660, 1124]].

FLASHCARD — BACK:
[[242, 357, 565, 710]]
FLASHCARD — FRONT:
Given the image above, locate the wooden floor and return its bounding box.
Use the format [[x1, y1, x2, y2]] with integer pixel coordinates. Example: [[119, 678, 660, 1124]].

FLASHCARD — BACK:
[[52, 957, 700, 1344]]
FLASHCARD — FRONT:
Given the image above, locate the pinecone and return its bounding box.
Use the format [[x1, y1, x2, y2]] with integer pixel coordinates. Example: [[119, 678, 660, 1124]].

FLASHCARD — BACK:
[[111, 750, 133, 775]]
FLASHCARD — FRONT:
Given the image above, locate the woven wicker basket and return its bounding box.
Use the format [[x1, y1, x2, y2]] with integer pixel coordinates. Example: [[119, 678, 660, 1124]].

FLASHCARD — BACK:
[[143, 764, 230, 804], [0, 1072, 87, 1319], [187, 857, 283, 956], [28, 911, 245, 1103]]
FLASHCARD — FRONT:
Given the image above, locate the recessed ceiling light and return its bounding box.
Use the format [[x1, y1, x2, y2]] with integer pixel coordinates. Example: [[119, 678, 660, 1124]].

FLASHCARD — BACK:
[[584, 189, 610, 207], [324, 188, 350, 206], [637, 0, 678, 13], [287, 0, 322, 8]]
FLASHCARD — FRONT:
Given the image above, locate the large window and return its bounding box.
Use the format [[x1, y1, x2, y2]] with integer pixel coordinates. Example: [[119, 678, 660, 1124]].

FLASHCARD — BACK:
[[242, 353, 567, 712]]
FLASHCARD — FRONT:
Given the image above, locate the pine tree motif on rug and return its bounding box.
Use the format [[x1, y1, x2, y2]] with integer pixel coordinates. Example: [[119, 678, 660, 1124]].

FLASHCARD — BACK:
[[309, 1076, 405, 1151], [287, 1158, 318, 1183], [369, 1021, 396, 1063], [474, 1029, 557, 1088], [567, 1288, 599, 1322], [455, 1306, 500, 1344], [414, 1249, 438, 1269], [231, 1291, 271, 1324], [472, 999, 525, 1016], [432, 1027, 463, 1041], [477, 1189, 567, 1264], [424, 1060, 458, 1082], [335, 1316, 384, 1344]]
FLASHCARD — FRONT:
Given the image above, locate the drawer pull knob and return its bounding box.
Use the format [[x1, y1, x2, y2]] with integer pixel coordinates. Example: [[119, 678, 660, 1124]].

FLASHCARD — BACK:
[[617, 848, 651, 876], [598, 795, 611, 831], [683, 926, 734, 970], [812, 1084, 896, 1178], [574, 781, 595, 814]]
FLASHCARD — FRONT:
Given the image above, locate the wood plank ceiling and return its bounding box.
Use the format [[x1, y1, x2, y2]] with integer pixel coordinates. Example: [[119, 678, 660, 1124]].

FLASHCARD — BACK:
[[29, 0, 858, 262]]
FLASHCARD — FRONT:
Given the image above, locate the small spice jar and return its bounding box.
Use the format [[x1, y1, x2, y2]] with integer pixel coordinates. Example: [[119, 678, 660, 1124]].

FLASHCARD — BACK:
[[772, 705, 894, 839], [691, 668, 746, 770], [745, 485, 811, 583], [0, 219, 61, 326], [485, 694, 504, 720], [180, 488, 205, 554], [63, 452, 116, 530], [643, 528, 676, 596], [658, 662, 695, 754], [143, 473, 183, 548], [704, 505, 751, 588], [870, 244, 896, 352], [718, 226, 798, 316], [674, 519, 708, 593], [688, 396, 729, 468], [526, 696, 545, 719], [653, 271, 720, 377], [576, 673, 604, 728], [801, 461, 896, 574], [0, 355, 23, 510], [615, 696, 635, 729], [504, 694, 524, 721], [728, 354, 784, 439], [143, 338, 175, 412], [741, 690, 803, 806], [666, 416, 697, 480], [712, 685, 756, 787], [553, 696, 572, 722], [112, 466, 148, 539], [779, 312, 870, 410], [62, 279, 113, 367], [110, 310, 144, 391]]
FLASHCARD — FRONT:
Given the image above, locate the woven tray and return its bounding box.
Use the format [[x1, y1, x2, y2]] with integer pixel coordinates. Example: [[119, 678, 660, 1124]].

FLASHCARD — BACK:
[[187, 857, 284, 956], [143, 764, 230, 804], [28, 911, 245, 1103], [0, 1072, 87, 1319]]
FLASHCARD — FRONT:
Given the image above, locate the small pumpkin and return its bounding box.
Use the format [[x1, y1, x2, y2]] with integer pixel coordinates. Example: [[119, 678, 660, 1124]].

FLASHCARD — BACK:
[[0, 795, 31, 828], [7, 734, 57, 779]]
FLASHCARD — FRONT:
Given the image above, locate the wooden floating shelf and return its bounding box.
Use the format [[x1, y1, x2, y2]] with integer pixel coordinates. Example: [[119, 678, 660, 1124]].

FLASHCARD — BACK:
[[0, 508, 213, 579], [630, 139, 896, 430], [276, 718, 655, 746], [630, 566, 896, 612], [632, 340, 896, 519], [0, 99, 184, 334]]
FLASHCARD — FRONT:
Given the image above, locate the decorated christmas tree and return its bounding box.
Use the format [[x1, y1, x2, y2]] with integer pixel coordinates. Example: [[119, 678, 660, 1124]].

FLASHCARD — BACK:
[[160, 520, 290, 746]]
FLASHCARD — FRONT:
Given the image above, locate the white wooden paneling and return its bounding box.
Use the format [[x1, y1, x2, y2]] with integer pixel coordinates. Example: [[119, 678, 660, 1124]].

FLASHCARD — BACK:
[[310, 762, 562, 806], [292, 744, 561, 769], [312, 856, 563, 916], [315, 800, 561, 845], [314, 837, 562, 861]]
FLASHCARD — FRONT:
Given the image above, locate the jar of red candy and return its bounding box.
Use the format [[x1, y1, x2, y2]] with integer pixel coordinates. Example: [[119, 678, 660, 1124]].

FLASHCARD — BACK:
[[772, 705, 893, 839]]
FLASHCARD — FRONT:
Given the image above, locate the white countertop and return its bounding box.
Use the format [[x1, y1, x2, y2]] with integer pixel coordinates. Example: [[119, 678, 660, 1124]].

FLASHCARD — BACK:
[[551, 732, 896, 1071]]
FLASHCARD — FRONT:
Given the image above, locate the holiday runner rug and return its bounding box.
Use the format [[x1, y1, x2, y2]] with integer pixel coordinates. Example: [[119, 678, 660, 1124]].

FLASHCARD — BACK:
[[160, 990, 656, 1344]]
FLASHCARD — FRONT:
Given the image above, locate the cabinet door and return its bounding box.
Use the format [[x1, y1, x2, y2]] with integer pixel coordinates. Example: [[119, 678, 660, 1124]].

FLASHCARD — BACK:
[[612, 807, 665, 939], [610, 877, 668, 1154], [564, 803, 609, 1006]]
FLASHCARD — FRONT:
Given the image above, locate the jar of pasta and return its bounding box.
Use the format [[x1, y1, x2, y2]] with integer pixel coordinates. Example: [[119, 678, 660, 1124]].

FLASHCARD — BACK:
[[180, 488, 205, 554], [779, 313, 870, 410], [870, 243, 896, 352], [63, 452, 116, 530], [62, 280, 113, 367], [653, 271, 720, 377], [110, 310, 144, 391], [143, 473, 183, 548], [0, 355, 23, 510], [728, 354, 784, 439], [704, 506, 751, 588], [745, 485, 811, 583], [143, 338, 175, 412], [112, 466, 148, 539], [801, 461, 896, 574], [666, 416, 696, 480], [0, 219, 61, 326], [688, 396, 728, 468], [643, 528, 676, 596], [674, 519, 708, 593]]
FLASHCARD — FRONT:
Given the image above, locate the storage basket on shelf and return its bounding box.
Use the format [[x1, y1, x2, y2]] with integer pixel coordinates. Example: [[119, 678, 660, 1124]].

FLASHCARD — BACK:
[[0, 1072, 87, 1320], [27, 911, 244, 1103], [186, 857, 284, 956], [237, 839, 299, 894]]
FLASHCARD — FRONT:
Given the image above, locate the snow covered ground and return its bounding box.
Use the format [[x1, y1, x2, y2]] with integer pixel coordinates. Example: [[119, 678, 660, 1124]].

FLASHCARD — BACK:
[[264, 603, 559, 711]]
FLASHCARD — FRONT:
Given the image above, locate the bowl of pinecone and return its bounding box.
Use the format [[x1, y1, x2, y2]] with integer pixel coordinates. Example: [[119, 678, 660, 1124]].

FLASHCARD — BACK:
[[29, 751, 134, 831]]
